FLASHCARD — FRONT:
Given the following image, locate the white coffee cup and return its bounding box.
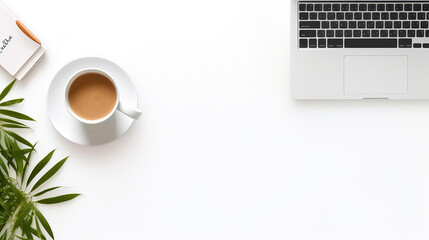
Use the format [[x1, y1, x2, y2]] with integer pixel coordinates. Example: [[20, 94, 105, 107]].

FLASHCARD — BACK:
[[65, 68, 141, 125]]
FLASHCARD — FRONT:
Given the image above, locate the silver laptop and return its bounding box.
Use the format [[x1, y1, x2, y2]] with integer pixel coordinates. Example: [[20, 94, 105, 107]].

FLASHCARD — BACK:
[[291, 1, 429, 99]]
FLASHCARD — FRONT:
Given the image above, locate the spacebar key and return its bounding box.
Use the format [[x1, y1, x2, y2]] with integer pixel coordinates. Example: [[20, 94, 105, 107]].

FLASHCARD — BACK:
[[345, 39, 397, 48]]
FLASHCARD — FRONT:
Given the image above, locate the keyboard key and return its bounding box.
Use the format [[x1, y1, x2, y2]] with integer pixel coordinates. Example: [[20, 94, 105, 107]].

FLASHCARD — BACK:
[[412, 21, 419, 28], [318, 39, 326, 48], [346, 13, 353, 20], [327, 30, 334, 37], [345, 30, 353, 37], [422, 21, 429, 28], [409, 12, 417, 20], [394, 21, 401, 28], [322, 21, 329, 29], [336, 30, 343, 37], [336, 12, 345, 20], [324, 4, 331, 11], [299, 13, 308, 20], [423, 43, 429, 48], [408, 30, 416, 37], [367, 21, 375, 29], [364, 12, 371, 20], [381, 12, 389, 20], [363, 30, 370, 37], [299, 39, 308, 48], [386, 4, 394, 11], [399, 13, 407, 20], [359, 4, 367, 11], [299, 4, 306, 11], [307, 4, 314, 11], [358, 21, 366, 29], [376, 21, 383, 29], [414, 43, 422, 48], [395, 4, 403, 11], [328, 39, 343, 48], [300, 30, 316, 37], [418, 30, 425, 37], [351, 4, 358, 11], [318, 30, 325, 37], [353, 30, 361, 37], [414, 4, 422, 11], [341, 4, 349, 11], [424, 4, 429, 11], [300, 21, 321, 29], [381, 30, 388, 37], [315, 4, 322, 11], [426, 30, 429, 37], [328, 12, 335, 20], [368, 4, 376, 11], [309, 39, 317, 48], [352, 30, 361, 37], [331, 21, 339, 28], [403, 21, 411, 28], [390, 13, 398, 20], [371, 30, 379, 37], [340, 21, 348, 29], [390, 30, 398, 37], [319, 12, 327, 20], [385, 21, 393, 28], [418, 13, 425, 20], [399, 30, 407, 37], [372, 12, 380, 20], [345, 39, 397, 48], [377, 4, 385, 11], [354, 12, 362, 20], [399, 39, 412, 48], [333, 4, 340, 11], [310, 13, 318, 20], [405, 4, 412, 11], [349, 21, 357, 28]]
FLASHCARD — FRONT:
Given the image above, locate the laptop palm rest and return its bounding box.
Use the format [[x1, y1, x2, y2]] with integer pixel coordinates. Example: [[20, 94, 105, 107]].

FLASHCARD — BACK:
[[344, 55, 408, 96]]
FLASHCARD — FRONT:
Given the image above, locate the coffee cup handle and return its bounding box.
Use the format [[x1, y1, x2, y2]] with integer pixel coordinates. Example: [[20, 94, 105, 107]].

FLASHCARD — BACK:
[[117, 101, 142, 120]]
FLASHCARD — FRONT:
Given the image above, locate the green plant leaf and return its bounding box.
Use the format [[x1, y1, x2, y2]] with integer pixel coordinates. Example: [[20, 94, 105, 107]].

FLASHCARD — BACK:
[[5, 130, 33, 147], [37, 194, 80, 204], [13, 204, 33, 230], [12, 140, 24, 177], [34, 208, 54, 239], [34, 216, 47, 240], [0, 109, 34, 121], [0, 117, 29, 127], [33, 186, 61, 197], [17, 237, 32, 240], [2, 124, 29, 129], [0, 98, 24, 106], [27, 150, 55, 187], [21, 216, 34, 240], [0, 80, 15, 102], [21, 144, 36, 184], [0, 199, 10, 215], [31, 157, 68, 192], [0, 157, 8, 176]]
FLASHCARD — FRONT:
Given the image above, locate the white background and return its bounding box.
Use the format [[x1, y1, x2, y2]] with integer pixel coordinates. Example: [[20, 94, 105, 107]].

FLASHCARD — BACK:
[[2, 0, 429, 239]]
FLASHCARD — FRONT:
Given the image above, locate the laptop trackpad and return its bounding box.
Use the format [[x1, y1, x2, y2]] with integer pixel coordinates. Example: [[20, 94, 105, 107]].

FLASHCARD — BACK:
[[344, 56, 408, 95]]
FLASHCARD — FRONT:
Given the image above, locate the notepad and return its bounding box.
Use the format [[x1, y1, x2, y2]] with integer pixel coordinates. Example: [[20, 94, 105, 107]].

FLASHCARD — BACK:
[[0, 3, 45, 80]]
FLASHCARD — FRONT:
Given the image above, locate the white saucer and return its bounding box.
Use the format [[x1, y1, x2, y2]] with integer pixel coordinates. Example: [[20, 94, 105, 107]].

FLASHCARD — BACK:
[[47, 57, 138, 146]]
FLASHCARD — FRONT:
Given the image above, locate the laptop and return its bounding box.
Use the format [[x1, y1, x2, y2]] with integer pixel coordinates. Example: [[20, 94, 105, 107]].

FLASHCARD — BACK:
[[291, 1, 429, 99]]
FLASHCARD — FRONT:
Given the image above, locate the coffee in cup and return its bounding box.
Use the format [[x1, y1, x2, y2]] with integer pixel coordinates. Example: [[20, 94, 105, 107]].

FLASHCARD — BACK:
[[65, 69, 141, 124]]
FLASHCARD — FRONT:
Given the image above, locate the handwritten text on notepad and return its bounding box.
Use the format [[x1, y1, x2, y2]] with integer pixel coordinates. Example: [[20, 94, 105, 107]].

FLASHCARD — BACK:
[[0, 36, 12, 54]]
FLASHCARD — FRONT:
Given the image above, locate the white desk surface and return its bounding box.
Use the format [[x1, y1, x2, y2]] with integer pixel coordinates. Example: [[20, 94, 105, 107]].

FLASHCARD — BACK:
[[2, 1, 429, 239]]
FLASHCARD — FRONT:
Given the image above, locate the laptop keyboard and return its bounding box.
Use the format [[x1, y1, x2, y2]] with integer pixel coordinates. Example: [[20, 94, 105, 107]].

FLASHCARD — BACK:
[[298, 2, 429, 48]]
